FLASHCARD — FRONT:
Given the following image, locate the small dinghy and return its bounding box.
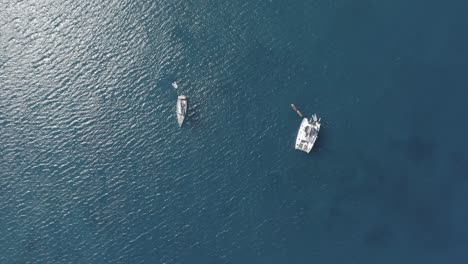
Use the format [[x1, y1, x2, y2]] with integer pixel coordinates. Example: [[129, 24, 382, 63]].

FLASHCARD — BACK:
[[172, 82, 178, 89], [176, 95, 187, 127], [290, 103, 303, 117]]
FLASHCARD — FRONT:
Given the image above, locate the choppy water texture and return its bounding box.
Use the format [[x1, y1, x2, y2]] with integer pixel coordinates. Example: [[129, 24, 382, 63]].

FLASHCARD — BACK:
[[1, 0, 468, 263]]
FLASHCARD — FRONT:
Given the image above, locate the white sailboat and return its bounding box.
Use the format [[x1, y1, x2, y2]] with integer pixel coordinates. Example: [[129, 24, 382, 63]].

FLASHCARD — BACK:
[[176, 95, 187, 127], [295, 114, 321, 153]]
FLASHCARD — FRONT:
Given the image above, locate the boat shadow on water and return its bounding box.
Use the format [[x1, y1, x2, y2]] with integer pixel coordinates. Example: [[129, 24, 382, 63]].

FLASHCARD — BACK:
[[185, 104, 201, 127]]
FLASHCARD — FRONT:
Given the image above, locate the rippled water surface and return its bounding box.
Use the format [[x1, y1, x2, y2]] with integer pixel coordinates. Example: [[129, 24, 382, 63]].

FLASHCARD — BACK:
[[1, 0, 468, 263]]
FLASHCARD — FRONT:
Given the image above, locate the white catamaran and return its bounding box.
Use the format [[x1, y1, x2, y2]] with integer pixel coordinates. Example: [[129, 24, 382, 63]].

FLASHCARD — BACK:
[[176, 95, 187, 127], [295, 114, 321, 153]]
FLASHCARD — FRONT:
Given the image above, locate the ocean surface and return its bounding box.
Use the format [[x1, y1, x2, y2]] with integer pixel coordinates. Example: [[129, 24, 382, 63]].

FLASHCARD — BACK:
[[1, 0, 468, 263]]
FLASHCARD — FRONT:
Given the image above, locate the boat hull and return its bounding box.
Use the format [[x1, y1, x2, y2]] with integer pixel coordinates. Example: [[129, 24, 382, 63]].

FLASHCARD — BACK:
[[176, 95, 187, 126], [295, 117, 320, 153]]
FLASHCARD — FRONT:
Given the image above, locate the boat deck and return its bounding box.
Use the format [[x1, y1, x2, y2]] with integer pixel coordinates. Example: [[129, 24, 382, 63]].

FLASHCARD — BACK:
[[295, 116, 320, 153]]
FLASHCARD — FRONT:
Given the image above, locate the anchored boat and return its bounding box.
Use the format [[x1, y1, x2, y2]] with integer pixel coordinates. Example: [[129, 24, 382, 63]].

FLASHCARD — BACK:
[[176, 95, 187, 127], [295, 114, 321, 153]]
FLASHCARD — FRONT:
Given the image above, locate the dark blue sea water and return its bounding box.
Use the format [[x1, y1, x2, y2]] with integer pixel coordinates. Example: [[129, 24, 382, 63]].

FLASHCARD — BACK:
[[2, 0, 468, 263]]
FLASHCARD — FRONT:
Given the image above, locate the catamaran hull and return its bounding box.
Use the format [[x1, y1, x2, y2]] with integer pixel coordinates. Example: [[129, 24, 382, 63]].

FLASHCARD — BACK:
[[295, 116, 320, 153]]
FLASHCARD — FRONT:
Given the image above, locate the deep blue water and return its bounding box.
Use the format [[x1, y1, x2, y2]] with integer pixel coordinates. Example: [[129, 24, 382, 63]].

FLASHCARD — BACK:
[[1, 0, 468, 263]]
